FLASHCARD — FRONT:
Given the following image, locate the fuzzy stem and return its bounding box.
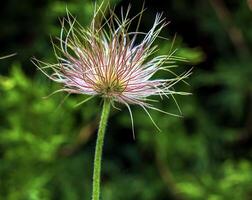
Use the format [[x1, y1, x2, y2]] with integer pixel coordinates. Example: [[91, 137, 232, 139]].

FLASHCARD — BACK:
[[92, 99, 110, 200]]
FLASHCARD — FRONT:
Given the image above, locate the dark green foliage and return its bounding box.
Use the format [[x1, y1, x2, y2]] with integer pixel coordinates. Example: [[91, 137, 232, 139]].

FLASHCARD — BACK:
[[1, 0, 252, 199]]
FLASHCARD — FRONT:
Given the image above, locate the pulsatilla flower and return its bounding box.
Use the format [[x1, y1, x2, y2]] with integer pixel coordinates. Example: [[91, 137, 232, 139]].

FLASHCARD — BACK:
[[33, 5, 191, 200], [33, 6, 191, 131]]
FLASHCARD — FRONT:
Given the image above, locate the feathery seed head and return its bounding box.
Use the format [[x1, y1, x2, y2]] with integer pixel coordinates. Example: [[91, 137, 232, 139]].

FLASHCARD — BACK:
[[33, 4, 191, 131]]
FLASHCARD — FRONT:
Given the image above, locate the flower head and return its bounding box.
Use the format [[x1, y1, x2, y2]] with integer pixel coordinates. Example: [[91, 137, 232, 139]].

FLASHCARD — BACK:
[[33, 5, 191, 132]]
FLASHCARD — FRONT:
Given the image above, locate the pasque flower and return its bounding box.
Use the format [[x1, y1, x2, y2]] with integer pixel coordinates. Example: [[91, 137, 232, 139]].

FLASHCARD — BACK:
[[33, 5, 191, 200]]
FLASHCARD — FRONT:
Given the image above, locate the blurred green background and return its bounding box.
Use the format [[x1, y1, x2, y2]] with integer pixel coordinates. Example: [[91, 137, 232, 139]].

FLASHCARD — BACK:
[[1, 0, 252, 199]]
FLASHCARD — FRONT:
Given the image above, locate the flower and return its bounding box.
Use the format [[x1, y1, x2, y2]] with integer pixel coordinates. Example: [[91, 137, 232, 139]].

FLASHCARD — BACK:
[[33, 5, 191, 132]]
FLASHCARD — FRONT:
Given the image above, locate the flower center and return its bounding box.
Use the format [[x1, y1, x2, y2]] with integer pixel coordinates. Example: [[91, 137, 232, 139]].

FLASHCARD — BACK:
[[96, 79, 125, 97]]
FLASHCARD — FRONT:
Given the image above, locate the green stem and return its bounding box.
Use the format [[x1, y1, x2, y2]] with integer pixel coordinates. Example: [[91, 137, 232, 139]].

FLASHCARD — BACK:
[[92, 99, 110, 200]]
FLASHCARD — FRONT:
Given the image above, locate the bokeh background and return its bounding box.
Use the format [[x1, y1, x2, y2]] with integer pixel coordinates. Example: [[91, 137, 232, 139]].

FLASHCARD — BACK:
[[1, 0, 252, 199]]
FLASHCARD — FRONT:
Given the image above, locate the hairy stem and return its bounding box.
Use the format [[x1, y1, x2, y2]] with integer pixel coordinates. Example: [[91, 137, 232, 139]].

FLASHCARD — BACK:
[[92, 99, 110, 200]]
